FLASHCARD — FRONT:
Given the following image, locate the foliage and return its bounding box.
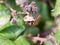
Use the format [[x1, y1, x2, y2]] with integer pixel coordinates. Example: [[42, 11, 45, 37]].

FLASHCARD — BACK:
[[0, 0, 60, 45]]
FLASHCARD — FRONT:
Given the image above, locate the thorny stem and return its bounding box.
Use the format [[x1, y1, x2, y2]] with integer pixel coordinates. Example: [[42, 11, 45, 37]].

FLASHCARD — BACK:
[[4, 0, 29, 17], [4, 0, 29, 15], [33, 36, 47, 45], [4, 0, 15, 12], [33, 0, 60, 45], [32, 27, 57, 45]]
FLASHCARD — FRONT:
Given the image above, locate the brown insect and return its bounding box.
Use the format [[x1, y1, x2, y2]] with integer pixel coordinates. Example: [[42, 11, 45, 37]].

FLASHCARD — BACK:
[[22, 1, 41, 26], [15, 0, 41, 26]]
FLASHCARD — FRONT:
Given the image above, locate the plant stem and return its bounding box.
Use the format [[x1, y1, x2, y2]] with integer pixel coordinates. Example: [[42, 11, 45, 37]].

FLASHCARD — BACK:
[[4, 0, 15, 12]]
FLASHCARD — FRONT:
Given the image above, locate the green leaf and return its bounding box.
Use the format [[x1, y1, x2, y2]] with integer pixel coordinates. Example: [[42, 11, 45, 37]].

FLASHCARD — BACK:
[[41, 2, 49, 20], [24, 26, 39, 36], [55, 26, 60, 43], [51, 0, 60, 17], [16, 14, 25, 27], [0, 3, 10, 16], [0, 35, 15, 45], [0, 16, 10, 31], [44, 40, 54, 45], [0, 3, 7, 11], [0, 3, 11, 31], [44, 21, 54, 30], [8, 0, 22, 11], [14, 36, 31, 45], [0, 25, 25, 39]]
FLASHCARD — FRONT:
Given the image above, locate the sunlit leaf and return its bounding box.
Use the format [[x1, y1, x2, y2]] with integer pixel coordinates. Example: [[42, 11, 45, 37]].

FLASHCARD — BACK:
[[0, 3, 11, 31], [0, 16, 10, 31], [0, 35, 15, 45]]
